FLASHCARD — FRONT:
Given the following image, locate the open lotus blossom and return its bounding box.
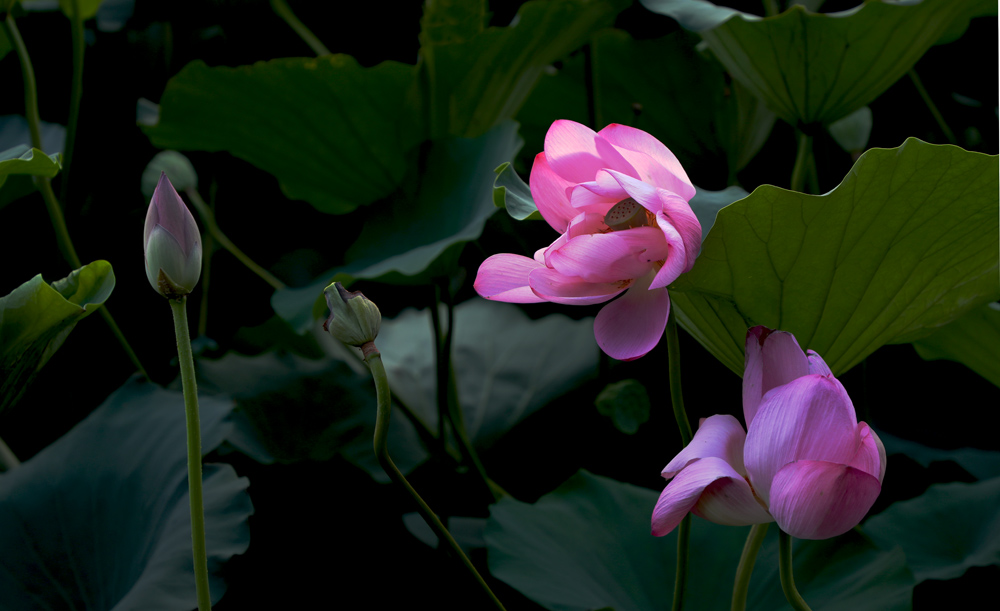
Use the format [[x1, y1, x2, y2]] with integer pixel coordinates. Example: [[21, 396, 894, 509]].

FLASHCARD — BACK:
[[143, 172, 202, 299], [651, 326, 886, 540], [474, 120, 701, 360]]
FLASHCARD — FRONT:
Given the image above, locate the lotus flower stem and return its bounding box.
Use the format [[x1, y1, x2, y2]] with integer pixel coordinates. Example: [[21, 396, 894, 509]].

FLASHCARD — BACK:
[[58, 0, 85, 205], [731, 523, 769, 611], [778, 529, 813, 611], [665, 311, 692, 611], [367, 346, 507, 611], [790, 131, 812, 193], [3, 11, 149, 380], [169, 297, 213, 611], [183, 187, 286, 291], [270, 0, 330, 56], [0, 436, 20, 471], [908, 69, 956, 145]]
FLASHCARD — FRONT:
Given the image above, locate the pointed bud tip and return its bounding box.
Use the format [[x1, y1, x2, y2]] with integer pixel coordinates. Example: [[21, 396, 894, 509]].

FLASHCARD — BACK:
[[323, 282, 381, 347]]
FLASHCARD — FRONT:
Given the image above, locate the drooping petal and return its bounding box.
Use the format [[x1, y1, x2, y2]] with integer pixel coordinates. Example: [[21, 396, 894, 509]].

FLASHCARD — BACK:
[[850, 423, 887, 483], [744, 375, 861, 505], [768, 460, 882, 540], [662, 415, 747, 479], [474, 254, 547, 303], [742, 327, 811, 426], [598, 123, 696, 200], [652, 456, 772, 536], [649, 216, 687, 290], [658, 191, 702, 272], [548, 227, 668, 284], [527, 267, 624, 305], [529, 152, 580, 234], [601, 169, 662, 214], [594, 273, 669, 360], [544, 120, 611, 183]]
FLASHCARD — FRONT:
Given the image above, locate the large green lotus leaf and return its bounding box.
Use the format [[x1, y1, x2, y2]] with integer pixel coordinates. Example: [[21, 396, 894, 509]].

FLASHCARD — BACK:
[[377, 299, 598, 449], [0, 145, 62, 189], [195, 351, 427, 483], [592, 29, 775, 181], [912, 302, 1000, 388], [0, 261, 115, 414], [418, 0, 626, 139], [486, 470, 912, 611], [272, 121, 522, 333], [641, 0, 995, 125], [0, 378, 252, 610], [144, 56, 421, 214], [671, 139, 999, 376], [877, 429, 1000, 481], [863, 477, 1000, 582]]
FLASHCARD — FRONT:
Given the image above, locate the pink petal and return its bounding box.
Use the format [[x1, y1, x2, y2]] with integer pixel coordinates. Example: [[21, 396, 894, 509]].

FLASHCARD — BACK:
[[744, 375, 861, 505], [527, 267, 624, 305], [850, 423, 887, 483], [768, 460, 882, 540], [601, 169, 663, 214], [569, 182, 617, 214], [474, 254, 547, 303], [594, 273, 669, 360], [529, 152, 580, 234], [597, 124, 696, 200], [649, 215, 687, 290], [806, 349, 833, 376], [652, 456, 773, 536], [662, 414, 747, 479], [742, 327, 811, 426], [548, 227, 668, 284], [543, 120, 608, 184], [658, 191, 702, 272]]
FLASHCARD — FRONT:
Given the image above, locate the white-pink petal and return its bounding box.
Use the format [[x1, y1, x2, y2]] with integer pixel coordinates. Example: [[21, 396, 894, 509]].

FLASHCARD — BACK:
[[594, 273, 669, 361], [548, 227, 668, 284], [649, 215, 687, 290], [768, 460, 882, 540], [527, 267, 624, 305], [543, 120, 607, 184], [529, 152, 579, 234], [657, 191, 702, 272], [473, 254, 547, 304], [662, 414, 747, 479], [597, 123, 696, 200], [742, 327, 812, 426]]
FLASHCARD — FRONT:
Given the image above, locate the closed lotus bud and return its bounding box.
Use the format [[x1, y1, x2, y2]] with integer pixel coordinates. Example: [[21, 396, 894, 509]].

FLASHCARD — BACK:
[[323, 282, 381, 348], [143, 172, 202, 299]]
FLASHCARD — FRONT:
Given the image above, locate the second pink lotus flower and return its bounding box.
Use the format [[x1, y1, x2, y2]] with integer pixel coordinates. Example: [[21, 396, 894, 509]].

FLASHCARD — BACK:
[[474, 120, 701, 360], [651, 326, 887, 540]]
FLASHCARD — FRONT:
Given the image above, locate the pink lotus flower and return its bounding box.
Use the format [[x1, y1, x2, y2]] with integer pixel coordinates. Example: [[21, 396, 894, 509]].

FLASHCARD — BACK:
[[474, 120, 701, 360], [143, 172, 202, 299], [651, 326, 886, 540]]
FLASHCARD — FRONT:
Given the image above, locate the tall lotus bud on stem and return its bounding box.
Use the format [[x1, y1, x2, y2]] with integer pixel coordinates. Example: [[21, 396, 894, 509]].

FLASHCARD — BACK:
[[143, 172, 202, 299], [323, 282, 381, 359]]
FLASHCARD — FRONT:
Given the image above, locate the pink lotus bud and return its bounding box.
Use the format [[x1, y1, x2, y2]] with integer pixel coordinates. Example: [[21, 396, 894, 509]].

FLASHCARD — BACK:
[[652, 326, 885, 541], [143, 172, 202, 299]]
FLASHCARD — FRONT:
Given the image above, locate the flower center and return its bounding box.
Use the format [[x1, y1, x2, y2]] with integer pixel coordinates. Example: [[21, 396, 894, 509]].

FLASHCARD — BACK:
[[604, 197, 656, 231]]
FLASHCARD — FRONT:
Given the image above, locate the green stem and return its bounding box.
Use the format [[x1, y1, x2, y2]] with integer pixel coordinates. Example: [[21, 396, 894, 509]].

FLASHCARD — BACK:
[[763, 0, 780, 17], [665, 309, 692, 611], [0, 436, 20, 471], [169, 297, 213, 611], [184, 188, 285, 291], [778, 529, 812, 611], [367, 348, 506, 610], [4, 12, 148, 380], [790, 131, 811, 193], [58, 0, 86, 205], [269, 0, 331, 56], [908, 69, 956, 145], [731, 523, 769, 611]]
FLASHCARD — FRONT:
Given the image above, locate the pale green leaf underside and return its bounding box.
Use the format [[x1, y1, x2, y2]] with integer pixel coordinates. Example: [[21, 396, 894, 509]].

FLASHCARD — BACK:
[[0, 145, 62, 190], [912, 302, 1000, 388]]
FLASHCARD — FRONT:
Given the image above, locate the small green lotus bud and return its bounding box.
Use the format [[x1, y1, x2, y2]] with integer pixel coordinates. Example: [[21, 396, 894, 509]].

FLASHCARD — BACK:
[[323, 282, 381, 348]]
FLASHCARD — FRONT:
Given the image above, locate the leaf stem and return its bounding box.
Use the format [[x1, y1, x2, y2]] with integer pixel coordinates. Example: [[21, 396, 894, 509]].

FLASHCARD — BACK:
[[790, 131, 811, 193], [908, 69, 956, 145], [0, 436, 20, 471], [778, 529, 812, 611], [184, 187, 286, 291], [58, 0, 86, 205], [4, 11, 149, 380], [269, 0, 331, 56], [731, 523, 769, 611], [665, 309, 692, 611], [367, 347, 506, 610], [169, 297, 213, 611]]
